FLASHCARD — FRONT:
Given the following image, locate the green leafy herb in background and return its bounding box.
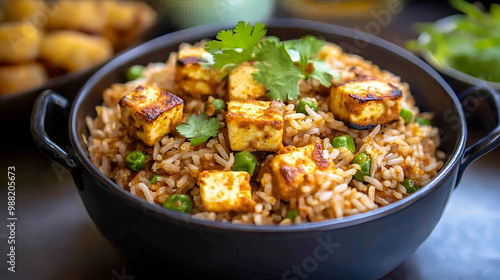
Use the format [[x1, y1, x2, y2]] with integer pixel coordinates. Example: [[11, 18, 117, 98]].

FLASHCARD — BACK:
[[206, 21, 340, 101], [176, 114, 222, 146], [407, 0, 500, 83]]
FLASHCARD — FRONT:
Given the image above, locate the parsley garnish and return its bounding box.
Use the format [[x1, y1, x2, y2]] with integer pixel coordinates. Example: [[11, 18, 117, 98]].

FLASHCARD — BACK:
[[175, 114, 222, 146], [206, 22, 340, 101]]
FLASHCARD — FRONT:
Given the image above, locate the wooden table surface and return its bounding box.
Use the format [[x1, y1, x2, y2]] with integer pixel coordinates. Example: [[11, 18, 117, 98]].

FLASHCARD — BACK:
[[1, 1, 499, 279]]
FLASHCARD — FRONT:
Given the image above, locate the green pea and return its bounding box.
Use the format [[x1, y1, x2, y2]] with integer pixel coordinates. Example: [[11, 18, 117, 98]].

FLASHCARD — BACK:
[[126, 65, 145, 81], [149, 174, 158, 184], [399, 108, 413, 124], [401, 178, 420, 194], [414, 117, 433, 126], [211, 99, 226, 115], [233, 151, 258, 176], [125, 150, 146, 171], [332, 135, 356, 153], [163, 194, 193, 213], [296, 97, 318, 115], [285, 209, 298, 222], [353, 153, 371, 182]]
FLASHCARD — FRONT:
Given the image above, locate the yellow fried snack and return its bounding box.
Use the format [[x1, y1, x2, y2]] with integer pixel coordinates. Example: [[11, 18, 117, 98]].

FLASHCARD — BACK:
[[39, 30, 113, 73], [3, 0, 47, 25], [102, 0, 157, 51], [0, 22, 43, 64], [46, 1, 109, 33], [0, 63, 47, 95]]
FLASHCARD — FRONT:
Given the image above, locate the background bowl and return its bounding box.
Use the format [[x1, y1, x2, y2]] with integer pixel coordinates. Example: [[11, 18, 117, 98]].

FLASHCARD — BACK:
[[416, 15, 500, 94]]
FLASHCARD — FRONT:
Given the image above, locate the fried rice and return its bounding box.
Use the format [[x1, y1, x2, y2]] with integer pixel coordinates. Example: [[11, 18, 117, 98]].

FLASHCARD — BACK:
[[85, 41, 445, 225]]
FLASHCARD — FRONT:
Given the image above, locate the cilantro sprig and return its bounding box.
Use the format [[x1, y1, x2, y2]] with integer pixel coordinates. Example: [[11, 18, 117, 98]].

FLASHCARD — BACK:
[[206, 21, 340, 101], [252, 40, 303, 101], [175, 114, 222, 146], [205, 22, 267, 71]]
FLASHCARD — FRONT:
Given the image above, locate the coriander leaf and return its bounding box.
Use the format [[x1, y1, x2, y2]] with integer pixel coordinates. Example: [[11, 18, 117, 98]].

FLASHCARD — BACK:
[[200, 117, 222, 138], [205, 21, 267, 70], [309, 60, 341, 87], [253, 40, 304, 101], [175, 114, 222, 146], [190, 137, 209, 146], [293, 35, 325, 74], [283, 36, 338, 88]]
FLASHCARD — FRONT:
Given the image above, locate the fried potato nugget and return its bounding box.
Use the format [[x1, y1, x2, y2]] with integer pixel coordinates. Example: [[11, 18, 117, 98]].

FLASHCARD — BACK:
[[0, 63, 47, 95], [46, 1, 109, 33], [102, 0, 157, 50], [0, 22, 43, 64], [39, 30, 113, 73], [3, 0, 48, 24]]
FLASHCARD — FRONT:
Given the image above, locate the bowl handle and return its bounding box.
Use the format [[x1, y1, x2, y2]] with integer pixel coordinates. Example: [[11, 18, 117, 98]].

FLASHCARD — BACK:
[[31, 90, 79, 172], [456, 86, 500, 185]]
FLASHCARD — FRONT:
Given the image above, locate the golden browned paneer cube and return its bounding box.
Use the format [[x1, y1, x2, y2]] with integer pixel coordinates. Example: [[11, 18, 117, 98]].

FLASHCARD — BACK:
[[270, 142, 331, 200], [119, 86, 184, 146], [175, 47, 222, 97], [226, 100, 285, 152], [329, 77, 402, 129], [228, 63, 266, 100], [198, 170, 256, 212]]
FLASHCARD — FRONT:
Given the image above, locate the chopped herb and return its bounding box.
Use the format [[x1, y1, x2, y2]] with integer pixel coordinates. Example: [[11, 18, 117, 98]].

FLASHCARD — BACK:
[[205, 21, 267, 71], [253, 39, 303, 101], [206, 21, 340, 101], [175, 114, 222, 146]]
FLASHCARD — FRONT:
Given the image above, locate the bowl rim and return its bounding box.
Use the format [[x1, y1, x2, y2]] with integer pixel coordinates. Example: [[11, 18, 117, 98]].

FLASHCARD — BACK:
[[416, 15, 500, 90], [70, 18, 467, 233]]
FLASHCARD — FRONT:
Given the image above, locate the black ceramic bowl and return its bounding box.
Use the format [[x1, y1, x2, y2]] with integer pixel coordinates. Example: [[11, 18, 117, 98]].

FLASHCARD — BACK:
[[31, 19, 500, 279]]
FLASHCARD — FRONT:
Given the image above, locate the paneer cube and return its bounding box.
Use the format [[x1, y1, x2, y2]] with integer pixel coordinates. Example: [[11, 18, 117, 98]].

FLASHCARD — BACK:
[[198, 170, 256, 212], [175, 47, 222, 97], [329, 77, 402, 129], [228, 63, 266, 100], [119, 85, 183, 146], [270, 142, 331, 200], [226, 100, 285, 152]]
